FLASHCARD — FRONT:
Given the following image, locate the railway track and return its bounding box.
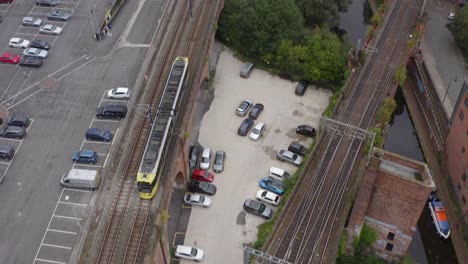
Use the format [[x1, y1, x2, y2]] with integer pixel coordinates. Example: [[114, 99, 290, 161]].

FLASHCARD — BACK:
[[262, 0, 421, 263], [91, 0, 213, 263]]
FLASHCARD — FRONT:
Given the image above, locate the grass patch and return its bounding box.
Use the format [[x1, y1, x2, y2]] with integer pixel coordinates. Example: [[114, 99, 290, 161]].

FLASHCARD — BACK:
[[323, 90, 343, 117]]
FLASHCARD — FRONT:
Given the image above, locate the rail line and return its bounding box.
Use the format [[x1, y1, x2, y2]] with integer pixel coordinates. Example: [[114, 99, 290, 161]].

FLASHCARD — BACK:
[[92, 0, 212, 263], [262, 0, 421, 263]]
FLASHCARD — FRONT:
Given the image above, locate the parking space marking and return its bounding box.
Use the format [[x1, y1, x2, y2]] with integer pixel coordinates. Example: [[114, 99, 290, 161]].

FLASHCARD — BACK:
[[72, 163, 102, 169], [97, 153, 107, 156], [47, 229, 77, 235], [53, 215, 82, 221], [103, 153, 110, 168], [63, 188, 92, 193], [13, 33, 37, 37], [41, 243, 72, 250], [83, 140, 111, 145], [0, 161, 10, 165], [101, 99, 128, 103], [92, 119, 120, 123], [58, 201, 88, 206], [0, 120, 30, 183], [172, 232, 186, 247], [35, 258, 66, 264]]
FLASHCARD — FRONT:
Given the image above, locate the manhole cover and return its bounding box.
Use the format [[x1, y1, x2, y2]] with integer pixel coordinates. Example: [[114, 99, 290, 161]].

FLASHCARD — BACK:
[[40, 77, 57, 90]]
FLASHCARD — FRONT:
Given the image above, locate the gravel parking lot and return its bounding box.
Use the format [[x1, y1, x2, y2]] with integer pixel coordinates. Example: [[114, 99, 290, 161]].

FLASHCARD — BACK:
[[181, 49, 332, 263]]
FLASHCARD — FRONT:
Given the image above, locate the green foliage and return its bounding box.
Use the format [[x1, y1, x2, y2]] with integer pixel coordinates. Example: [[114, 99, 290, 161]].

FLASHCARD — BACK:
[[254, 219, 276, 249], [401, 254, 417, 264], [447, 6, 468, 60], [376, 97, 397, 124], [353, 224, 377, 255], [371, 14, 383, 25], [323, 89, 342, 117], [295, 0, 351, 27], [394, 64, 407, 86], [365, 26, 375, 39], [337, 254, 386, 264], [372, 127, 384, 148], [338, 230, 348, 256]]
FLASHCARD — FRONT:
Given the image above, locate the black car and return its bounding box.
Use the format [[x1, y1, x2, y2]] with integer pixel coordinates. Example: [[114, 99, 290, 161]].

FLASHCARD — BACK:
[[188, 180, 217, 196], [188, 145, 202, 170], [295, 80, 309, 96], [249, 103, 264, 120], [0, 126, 26, 139], [96, 105, 127, 119], [19, 56, 43, 68], [288, 142, 307, 156], [30, 39, 51, 50], [238, 118, 254, 136], [7, 115, 31, 127], [0, 145, 15, 160], [243, 199, 273, 219], [296, 125, 316, 137], [86, 127, 113, 142], [35, 0, 59, 6]]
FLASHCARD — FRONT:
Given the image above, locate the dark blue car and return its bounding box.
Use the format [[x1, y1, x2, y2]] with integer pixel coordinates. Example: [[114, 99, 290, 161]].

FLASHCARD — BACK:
[[72, 150, 98, 164], [259, 177, 284, 195], [86, 127, 112, 142]]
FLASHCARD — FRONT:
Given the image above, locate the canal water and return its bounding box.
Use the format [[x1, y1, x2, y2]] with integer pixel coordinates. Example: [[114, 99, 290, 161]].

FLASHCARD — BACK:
[[383, 88, 458, 264], [338, 0, 373, 46]]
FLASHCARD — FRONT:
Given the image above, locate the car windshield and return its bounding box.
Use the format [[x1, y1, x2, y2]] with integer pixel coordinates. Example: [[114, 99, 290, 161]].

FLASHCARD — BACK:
[[215, 155, 222, 164], [252, 128, 260, 134], [99, 130, 106, 136], [240, 102, 247, 109], [201, 157, 209, 163], [258, 203, 266, 213], [199, 196, 205, 203], [190, 248, 198, 256]]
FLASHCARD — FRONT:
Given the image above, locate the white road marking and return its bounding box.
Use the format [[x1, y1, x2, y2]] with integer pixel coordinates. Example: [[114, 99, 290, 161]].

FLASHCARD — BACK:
[[34, 258, 67, 264], [47, 229, 77, 235], [52, 215, 82, 221], [63, 188, 92, 193], [83, 140, 111, 145], [58, 201, 88, 206], [41, 243, 72, 250], [92, 119, 120, 123], [73, 164, 102, 169]]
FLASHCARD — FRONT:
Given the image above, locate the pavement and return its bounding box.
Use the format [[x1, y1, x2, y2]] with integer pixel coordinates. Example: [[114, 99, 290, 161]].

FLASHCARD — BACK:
[[420, 0, 468, 117], [0, 0, 164, 262], [177, 48, 331, 264]]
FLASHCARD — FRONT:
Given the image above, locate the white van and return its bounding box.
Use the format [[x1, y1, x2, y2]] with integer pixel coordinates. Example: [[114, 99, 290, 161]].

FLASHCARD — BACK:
[[60, 169, 100, 190], [268, 167, 291, 182]]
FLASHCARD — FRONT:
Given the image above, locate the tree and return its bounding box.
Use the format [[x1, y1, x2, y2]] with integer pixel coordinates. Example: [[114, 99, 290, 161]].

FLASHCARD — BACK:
[[447, 6, 468, 59], [295, 0, 351, 27], [218, 0, 305, 61]]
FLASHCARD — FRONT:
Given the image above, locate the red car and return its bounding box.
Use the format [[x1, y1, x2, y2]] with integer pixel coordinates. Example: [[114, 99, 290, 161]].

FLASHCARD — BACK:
[[191, 169, 214, 183], [0, 53, 20, 64]]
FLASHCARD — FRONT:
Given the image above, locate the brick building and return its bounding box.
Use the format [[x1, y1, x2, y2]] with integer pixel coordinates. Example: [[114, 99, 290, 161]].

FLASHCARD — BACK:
[[347, 149, 435, 262], [444, 79, 468, 215]]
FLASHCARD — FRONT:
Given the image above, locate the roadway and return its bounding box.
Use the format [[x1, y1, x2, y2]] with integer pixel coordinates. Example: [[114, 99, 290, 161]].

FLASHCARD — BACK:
[[0, 0, 165, 262]]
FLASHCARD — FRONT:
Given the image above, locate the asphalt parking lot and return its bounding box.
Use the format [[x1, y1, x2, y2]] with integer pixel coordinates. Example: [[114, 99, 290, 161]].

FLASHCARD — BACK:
[[180, 49, 332, 263]]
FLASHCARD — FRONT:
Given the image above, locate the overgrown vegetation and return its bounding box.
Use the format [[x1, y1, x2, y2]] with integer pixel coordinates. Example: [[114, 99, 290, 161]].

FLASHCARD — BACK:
[[323, 90, 343, 117], [447, 6, 468, 60], [394, 64, 407, 86], [336, 225, 385, 264], [371, 97, 397, 148]]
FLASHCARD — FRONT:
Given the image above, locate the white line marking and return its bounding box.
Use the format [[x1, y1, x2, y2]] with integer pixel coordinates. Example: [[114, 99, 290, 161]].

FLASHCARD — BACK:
[[47, 228, 77, 235], [53, 215, 82, 221], [101, 99, 128, 103], [73, 164, 102, 168], [34, 258, 67, 264], [103, 153, 109, 169], [58, 201, 88, 206], [41, 243, 72, 250], [64, 188, 92, 193], [92, 119, 120, 123], [83, 140, 111, 145], [97, 153, 107, 156], [14, 33, 37, 36], [0, 138, 22, 142], [0, 161, 10, 165]]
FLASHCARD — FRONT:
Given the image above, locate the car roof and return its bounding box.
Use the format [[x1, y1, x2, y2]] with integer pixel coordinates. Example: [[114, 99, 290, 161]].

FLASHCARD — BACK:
[[10, 37, 21, 42], [264, 191, 277, 200], [175, 245, 192, 254], [80, 150, 95, 156], [115, 87, 128, 93], [254, 122, 265, 129], [0, 145, 13, 152]]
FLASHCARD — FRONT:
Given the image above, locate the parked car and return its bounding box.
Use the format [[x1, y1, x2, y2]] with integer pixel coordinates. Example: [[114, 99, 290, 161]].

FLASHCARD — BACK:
[[188, 180, 217, 196], [240, 62, 254, 78], [296, 125, 316, 137], [238, 118, 254, 136], [35, 0, 59, 6], [243, 199, 272, 219], [174, 245, 204, 262], [259, 177, 284, 195], [30, 39, 51, 50], [295, 80, 309, 96], [107, 87, 130, 99], [249, 103, 264, 119], [7, 115, 30, 128], [0, 126, 26, 139], [249, 122, 265, 141], [19, 56, 43, 68], [256, 189, 281, 206], [22, 16, 43, 27], [23, 48, 48, 59], [9, 38, 30, 49], [86, 127, 113, 142], [191, 169, 214, 183], [0, 53, 20, 64], [447, 12, 455, 20], [39, 24, 62, 35], [236, 99, 252, 117], [199, 147, 211, 170], [0, 0, 13, 4], [72, 150, 98, 164], [183, 193, 212, 207], [268, 167, 291, 182], [288, 142, 307, 156], [47, 10, 71, 21], [277, 150, 303, 166], [188, 145, 201, 170], [96, 105, 127, 119], [213, 150, 226, 173], [0, 145, 15, 160]]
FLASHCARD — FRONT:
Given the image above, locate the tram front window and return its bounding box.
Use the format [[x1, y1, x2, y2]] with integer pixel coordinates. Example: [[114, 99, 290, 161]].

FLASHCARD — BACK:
[[138, 182, 152, 193]]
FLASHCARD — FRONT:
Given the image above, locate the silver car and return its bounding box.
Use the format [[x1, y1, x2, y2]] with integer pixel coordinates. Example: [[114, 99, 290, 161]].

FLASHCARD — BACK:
[[277, 149, 303, 166], [39, 24, 62, 35], [213, 150, 226, 173], [22, 16, 43, 27], [183, 193, 212, 207], [47, 10, 72, 21], [23, 48, 48, 58]]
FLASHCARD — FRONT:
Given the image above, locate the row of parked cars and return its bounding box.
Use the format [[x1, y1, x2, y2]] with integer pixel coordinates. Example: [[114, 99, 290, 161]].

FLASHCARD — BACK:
[[0, 1, 72, 67], [0, 116, 32, 162]]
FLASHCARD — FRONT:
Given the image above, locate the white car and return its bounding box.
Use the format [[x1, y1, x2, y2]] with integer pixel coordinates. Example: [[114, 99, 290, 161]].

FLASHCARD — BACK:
[[9, 38, 30, 49], [447, 12, 455, 21], [107, 87, 131, 99], [22, 16, 43, 27], [183, 193, 212, 207], [174, 245, 204, 261], [199, 147, 211, 170], [39, 24, 62, 35], [256, 189, 281, 206], [249, 122, 265, 141], [23, 48, 48, 59]]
